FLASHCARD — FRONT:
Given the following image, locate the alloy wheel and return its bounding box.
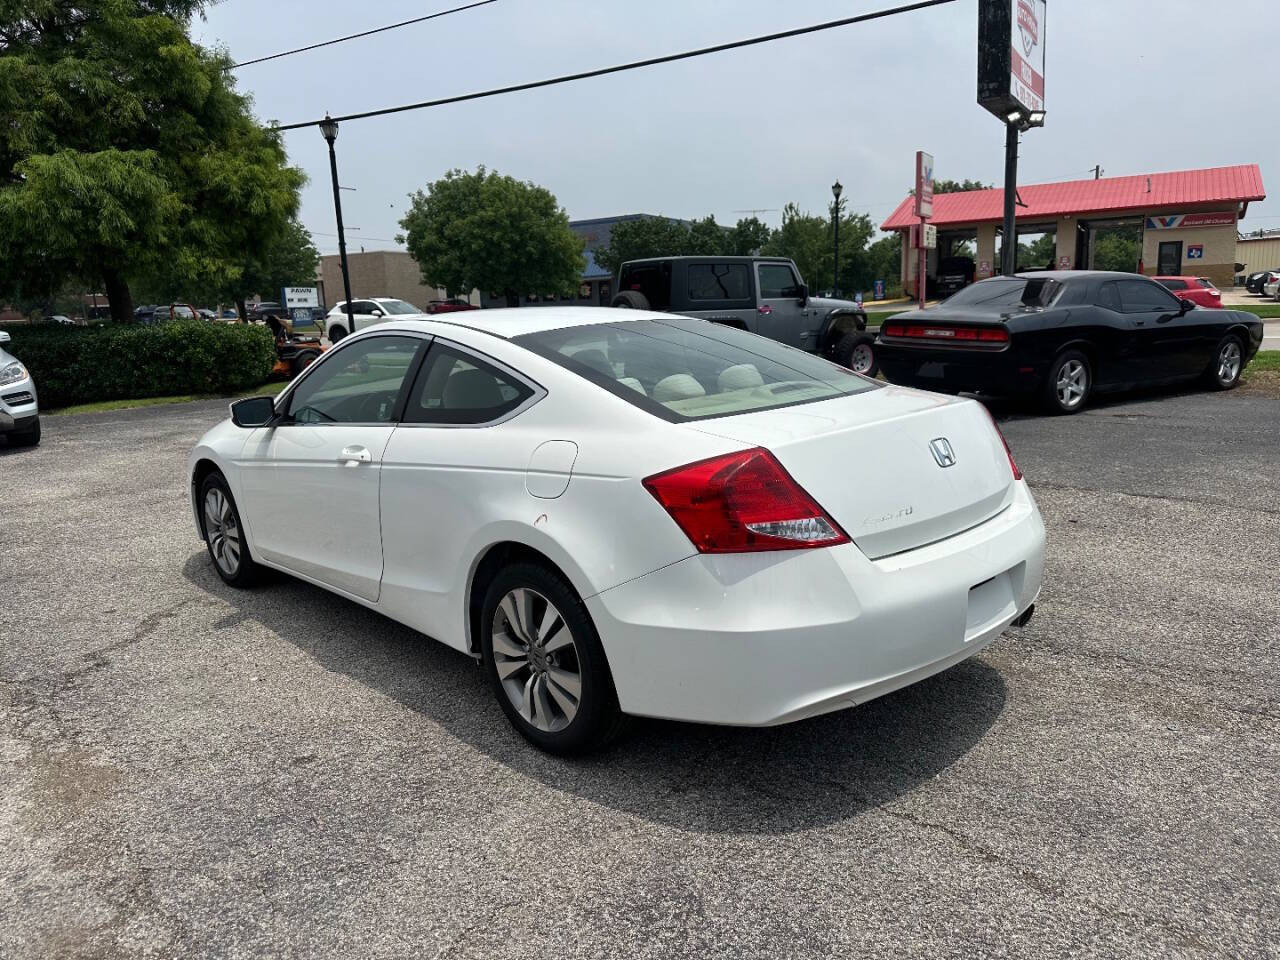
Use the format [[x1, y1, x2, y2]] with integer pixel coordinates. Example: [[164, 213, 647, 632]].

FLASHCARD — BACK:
[[1056, 359, 1088, 409], [204, 487, 241, 576], [492, 587, 582, 733], [1217, 340, 1242, 384]]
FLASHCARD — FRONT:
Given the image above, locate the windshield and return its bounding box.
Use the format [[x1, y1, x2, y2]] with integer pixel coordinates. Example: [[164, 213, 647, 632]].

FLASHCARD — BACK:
[[379, 299, 421, 315], [515, 317, 878, 423]]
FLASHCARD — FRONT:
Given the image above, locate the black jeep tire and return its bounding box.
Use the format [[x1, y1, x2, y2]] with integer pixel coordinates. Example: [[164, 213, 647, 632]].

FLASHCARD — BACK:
[[834, 332, 879, 377], [610, 290, 650, 310]]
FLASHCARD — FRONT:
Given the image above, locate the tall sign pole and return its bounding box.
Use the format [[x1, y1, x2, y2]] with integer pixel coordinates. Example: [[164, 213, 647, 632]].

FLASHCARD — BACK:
[[915, 151, 934, 309], [978, 0, 1047, 276]]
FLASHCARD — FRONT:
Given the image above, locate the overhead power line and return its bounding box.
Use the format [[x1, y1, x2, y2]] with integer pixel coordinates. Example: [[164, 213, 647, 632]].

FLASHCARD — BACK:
[[232, 0, 497, 69], [274, 0, 958, 130]]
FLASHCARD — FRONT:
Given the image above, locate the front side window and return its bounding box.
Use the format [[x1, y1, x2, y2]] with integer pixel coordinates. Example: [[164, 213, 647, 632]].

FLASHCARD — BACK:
[[285, 336, 421, 424], [757, 263, 801, 299], [515, 317, 878, 423], [688, 263, 751, 301], [1117, 279, 1181, 313], [405, 343, 533, 424]]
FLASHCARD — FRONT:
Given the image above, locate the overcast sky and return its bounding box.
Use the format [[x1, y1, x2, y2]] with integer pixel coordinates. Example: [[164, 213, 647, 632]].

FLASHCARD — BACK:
[[196, 0, 1276, 257]]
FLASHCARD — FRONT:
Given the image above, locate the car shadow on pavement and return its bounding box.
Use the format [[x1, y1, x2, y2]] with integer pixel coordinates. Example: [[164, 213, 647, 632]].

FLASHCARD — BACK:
[[182, 551, 1007, 835]]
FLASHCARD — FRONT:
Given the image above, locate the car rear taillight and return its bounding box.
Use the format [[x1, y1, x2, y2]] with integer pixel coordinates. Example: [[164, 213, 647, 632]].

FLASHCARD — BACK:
[[643, 448, 849, 553], [979, 406, 1022, 481], [883, 323, 1009, 343]]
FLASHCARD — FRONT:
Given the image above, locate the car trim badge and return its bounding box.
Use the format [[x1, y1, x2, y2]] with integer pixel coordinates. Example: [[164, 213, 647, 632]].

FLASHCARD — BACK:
[[929, 437, 956, 468]]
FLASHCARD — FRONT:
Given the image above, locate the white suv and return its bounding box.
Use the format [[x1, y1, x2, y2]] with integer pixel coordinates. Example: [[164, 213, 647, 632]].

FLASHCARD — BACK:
[[0, 331, 40, 447], [324, 298, 428, 342]]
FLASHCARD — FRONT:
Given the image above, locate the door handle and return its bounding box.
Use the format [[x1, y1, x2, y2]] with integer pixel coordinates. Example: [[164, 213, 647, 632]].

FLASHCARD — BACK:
[[338, 445, 372, 464]]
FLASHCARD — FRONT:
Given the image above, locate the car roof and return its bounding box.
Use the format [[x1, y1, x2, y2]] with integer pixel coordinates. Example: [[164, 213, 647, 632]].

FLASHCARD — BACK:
[[370, 307, 642, 340]]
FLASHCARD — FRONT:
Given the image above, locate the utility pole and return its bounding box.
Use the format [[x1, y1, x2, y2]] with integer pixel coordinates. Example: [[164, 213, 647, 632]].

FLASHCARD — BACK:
[[1001, 122, 1019, 277], [1092, 165, 1103, 180], [319, 114, 356, 341]]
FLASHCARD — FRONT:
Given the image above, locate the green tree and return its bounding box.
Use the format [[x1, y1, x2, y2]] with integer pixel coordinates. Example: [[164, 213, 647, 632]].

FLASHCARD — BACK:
[[864, 233, 902, 293], [933, 178, 992, 194], [1018, 233, 1058, 269], [1092, 227, 1142, 273], [399, 167, 584, 302], [763, 203, 830, 291], [592, 216, 701, 277], [726, 217, 773, 256], [0, 1, 305, 322]]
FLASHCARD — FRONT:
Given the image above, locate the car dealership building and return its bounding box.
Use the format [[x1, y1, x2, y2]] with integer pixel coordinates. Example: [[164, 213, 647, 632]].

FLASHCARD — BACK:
[[881, 164, 1266, 294]]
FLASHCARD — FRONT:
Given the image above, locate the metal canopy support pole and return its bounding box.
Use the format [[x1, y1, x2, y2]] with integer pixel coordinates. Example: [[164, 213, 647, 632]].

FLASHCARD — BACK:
[[1001, 121, 1019, 276]]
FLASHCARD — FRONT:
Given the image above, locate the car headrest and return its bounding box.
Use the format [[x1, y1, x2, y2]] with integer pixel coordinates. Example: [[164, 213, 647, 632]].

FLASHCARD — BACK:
[[617, 377, 647, 396], [443, 369, 503, 409], [717, 363, 764, 391], [572, 348, 613, 375], [652, 374, 706, 403]]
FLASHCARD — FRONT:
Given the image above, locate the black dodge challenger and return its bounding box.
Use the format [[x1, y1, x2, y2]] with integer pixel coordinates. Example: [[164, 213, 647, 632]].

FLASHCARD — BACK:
[[876, 271, 1264, 413]]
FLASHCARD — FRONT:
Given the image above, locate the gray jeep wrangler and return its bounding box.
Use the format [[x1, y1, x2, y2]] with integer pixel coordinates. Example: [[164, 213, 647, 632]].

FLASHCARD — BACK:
[[611, 256, 877, 375]]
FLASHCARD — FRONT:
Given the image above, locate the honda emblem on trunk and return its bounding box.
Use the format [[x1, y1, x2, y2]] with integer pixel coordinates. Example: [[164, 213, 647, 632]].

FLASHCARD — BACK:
[[929, 437, 956, 468]]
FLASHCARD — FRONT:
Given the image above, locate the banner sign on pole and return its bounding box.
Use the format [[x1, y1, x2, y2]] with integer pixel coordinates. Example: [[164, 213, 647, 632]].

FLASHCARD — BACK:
[[915, 151, 934, 219], [978, 0, 1047, 119]]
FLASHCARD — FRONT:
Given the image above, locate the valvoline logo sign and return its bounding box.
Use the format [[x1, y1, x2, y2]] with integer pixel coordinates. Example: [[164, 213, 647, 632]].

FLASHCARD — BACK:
[[1017, 0, 1038, 57]]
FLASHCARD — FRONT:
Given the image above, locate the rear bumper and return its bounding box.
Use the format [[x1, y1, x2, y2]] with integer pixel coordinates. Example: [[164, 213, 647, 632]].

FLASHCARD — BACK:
[[877, 340, 1045, 395], [587, 480, 1045, 726]]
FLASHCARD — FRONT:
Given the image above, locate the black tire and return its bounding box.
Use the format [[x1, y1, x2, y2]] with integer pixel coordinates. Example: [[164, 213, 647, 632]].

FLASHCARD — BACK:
[[292, 350, 320, 376], [198, 471, 261, 588], [328, 325, 347, 343], [1203, 333, 1244, 390], [7, 416, 40, 447], [480, 562, 627, 755], [610, 290, 650, 310], [833, 331, 879, 377], [1041, 349, 1092, 415]]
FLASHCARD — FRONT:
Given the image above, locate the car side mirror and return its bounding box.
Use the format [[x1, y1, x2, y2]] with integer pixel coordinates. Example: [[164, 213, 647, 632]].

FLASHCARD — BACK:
[[1179, 297, 1195, 313], [797, 283, 809, 306], [230, 395, 278, 428], [370, 308, 384, 317], [0, 330, 9, 344]]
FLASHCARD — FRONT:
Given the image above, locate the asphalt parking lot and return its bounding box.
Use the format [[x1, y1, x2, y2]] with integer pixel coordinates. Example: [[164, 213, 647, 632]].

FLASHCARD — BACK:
[[3, 385, 1277, 959]]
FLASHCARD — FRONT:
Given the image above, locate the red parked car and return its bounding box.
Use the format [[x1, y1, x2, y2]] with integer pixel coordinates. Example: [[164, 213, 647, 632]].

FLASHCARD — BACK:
[[1154, 276, 1222, 308], [425, 298, 477, 314]]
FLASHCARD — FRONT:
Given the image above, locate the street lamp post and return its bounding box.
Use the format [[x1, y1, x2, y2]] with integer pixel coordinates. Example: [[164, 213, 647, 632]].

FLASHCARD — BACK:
[[831, 180, 843, 297], [999, 110, 1045, 277], [320, 114, 356, 340]]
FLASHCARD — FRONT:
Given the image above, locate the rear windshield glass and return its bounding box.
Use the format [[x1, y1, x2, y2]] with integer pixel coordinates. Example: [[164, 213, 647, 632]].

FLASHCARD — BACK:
[[942, 276, 1061, 308], [379, 299, 422, 315], [514, 317, 879, 423]]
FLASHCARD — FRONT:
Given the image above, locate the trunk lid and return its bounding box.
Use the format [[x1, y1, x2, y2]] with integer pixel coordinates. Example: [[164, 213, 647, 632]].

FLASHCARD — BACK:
[[690, 385, 1015, 559]]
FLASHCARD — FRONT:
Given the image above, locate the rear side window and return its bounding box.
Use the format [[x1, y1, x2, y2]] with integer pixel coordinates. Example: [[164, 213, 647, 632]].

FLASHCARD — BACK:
[[688, 263, 752, 301], [1096, 282, 1121, 312], [405, 343, 533, 425], [617, 261, 672, 310], [514, 318, 878, 424], [1196, 278, 1216, 289]]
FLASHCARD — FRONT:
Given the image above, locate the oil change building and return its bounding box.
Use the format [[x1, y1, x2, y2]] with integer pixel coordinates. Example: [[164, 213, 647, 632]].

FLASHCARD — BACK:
[[881, 163, 1265, 293]]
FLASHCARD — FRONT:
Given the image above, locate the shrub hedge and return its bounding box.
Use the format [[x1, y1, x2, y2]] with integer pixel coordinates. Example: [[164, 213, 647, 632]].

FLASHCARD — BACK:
[[2, 321, 277, 409]]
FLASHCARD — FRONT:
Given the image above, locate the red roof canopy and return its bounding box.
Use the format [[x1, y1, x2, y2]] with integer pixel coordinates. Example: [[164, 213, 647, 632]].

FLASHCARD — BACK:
[[880, 163, 1265, 231]]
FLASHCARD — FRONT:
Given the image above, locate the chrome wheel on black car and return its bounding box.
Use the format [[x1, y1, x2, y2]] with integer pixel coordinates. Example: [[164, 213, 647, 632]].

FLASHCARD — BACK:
[[1043, 350, 1091, 415], [1205, 334, 1244, 390]]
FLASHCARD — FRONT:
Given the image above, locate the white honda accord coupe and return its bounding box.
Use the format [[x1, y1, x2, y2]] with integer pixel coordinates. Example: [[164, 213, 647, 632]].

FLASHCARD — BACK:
[[189, 308, 1044, 753]]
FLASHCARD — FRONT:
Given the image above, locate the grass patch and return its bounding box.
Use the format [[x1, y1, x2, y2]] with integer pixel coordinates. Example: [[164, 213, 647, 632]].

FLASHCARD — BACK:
[[1245, 351, 1280, 373], [48, 380, 288, 416], [1232, 303, 1280, 320]]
